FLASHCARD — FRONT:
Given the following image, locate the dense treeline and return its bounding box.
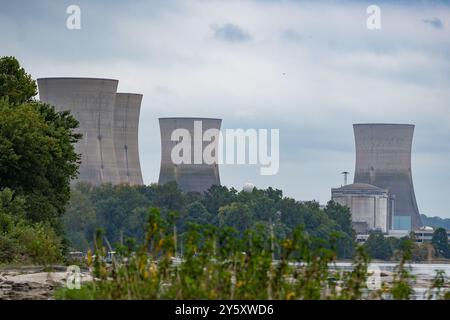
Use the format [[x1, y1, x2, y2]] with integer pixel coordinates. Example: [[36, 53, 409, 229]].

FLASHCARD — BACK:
[[65, 181, 450, 262], [421, 214, 450, 231], [64, 182, 356, 259], [363, 228, 450, 261]]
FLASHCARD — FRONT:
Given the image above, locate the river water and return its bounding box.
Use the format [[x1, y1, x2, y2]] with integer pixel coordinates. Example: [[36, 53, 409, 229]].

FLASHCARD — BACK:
[[333, 262, 450, 299]]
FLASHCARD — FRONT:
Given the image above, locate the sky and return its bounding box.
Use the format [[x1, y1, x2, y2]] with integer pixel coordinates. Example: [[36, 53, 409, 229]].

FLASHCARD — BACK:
[[1, 0, 450, 218]]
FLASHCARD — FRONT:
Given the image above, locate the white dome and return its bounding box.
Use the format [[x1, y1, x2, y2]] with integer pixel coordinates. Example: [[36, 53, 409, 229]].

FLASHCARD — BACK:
[[243, 182, 255, 193]]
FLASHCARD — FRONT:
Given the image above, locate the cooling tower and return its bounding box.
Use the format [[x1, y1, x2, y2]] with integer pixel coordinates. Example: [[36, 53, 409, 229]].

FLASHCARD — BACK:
[[353, 124, 422, 230], [113, 93, 144, 185], [158, 117, 221, 193], [37, 78, 121, 185]]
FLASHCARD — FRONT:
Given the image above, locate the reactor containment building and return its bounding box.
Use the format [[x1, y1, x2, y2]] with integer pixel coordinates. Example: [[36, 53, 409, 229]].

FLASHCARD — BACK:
[[353, 123, 422, 230], [158, 117, 221, 193], [331, 183, 393, 233], [37, 77, 144, 186]]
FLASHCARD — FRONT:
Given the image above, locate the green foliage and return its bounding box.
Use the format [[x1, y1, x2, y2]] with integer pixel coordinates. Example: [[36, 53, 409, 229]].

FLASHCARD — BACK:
[[426, 270, 449, 300], [0, 188, 63, 264], [63, 187, 96, 251], [219, 202, 254, 235], [390, 241, 414, 300], [0, 234, 19, 263], [185, 201, 210, 226], [153, 181, 186, 211], [0, 56, 37, 105], [10, 221, 63, 264], [411, 243, 433, 262], [324, 201, 355, 258], [0, 56, 80, 263], [0, 57, 81, 228], [431, 228, 449, 258], [0, 187, 25, 233], [202, 185, 237, 214], [0, 99, 80, 224], [364, 232, 393, 260]]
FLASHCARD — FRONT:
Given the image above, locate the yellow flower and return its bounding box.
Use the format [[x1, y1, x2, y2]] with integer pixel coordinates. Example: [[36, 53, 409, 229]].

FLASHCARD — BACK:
[[286, 292, 296, 300], [156, 239, 164, 250], [282, 239, 293, 249], [86, 249, 93, 267], [149, 263, 157, 276]]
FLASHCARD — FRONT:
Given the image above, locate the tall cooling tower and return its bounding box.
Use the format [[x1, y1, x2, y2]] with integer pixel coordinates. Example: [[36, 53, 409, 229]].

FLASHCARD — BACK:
[[113, 93, 144, 185], [158, 117, 221, 193], [353, 124, 422, 230], [37, 78, 121, 185]]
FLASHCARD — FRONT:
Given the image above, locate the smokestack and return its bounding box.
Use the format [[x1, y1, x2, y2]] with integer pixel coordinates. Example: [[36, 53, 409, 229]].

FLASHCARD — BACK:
[[341, 171, 350, 186]]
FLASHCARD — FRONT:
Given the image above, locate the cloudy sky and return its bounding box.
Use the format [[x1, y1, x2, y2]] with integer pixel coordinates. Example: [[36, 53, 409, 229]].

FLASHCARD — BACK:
[[1, 0, 450, 218]]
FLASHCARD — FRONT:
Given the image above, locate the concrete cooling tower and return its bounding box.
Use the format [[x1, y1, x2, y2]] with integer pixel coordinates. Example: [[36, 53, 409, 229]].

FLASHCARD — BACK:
[[114, 93, 144, 185], [353, 124, 422, 230], [37, 78, 144, 186], [158, 117, 221, 193]]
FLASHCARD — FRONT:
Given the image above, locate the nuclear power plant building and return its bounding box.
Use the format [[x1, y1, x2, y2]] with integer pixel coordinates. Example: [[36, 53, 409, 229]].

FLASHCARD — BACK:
[[158, 117, 221, 193], [37, 77, 144, 186], [353, 124, 422, 230], [331, 183, 392, 233]]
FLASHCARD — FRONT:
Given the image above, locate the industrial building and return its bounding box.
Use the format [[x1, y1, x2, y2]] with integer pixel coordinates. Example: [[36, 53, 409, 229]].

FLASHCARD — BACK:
[[37, 77, 143, 186], [353, 124, 422, 231], [158, 117, 221, 193], [331, 183, 392, 233], [356, 227, 450, 244]]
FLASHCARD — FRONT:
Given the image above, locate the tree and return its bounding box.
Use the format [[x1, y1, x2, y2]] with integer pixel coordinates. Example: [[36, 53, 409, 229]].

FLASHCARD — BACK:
[[90, 184, 152, 244], [0, 56, 37, 105], [324, 201, 356, 258], [185, 201, 211, 226], [153, 181, 186, 212], [0, 57, 81, 226], [0, 100, 80, 224], [324, 201, 355, 238], [0, 188, 26, 234], [219, 202, 254, 235], [411, 243, 432, 262], [431, 228, 449, 258], [202, 185, 237, 214], [0, 188, 62, 264], [62, 184, 360, 260], [63, 187, 96, 251], [364, 232, 393, 260]]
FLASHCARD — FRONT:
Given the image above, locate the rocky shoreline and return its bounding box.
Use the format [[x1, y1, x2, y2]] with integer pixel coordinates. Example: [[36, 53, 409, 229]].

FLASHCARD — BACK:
[[0, 264, 447, 300], [0, 266, 92, 300]]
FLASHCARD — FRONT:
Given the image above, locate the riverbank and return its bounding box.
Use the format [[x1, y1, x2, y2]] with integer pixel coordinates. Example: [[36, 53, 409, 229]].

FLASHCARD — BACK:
[[1, 262, 449, 300], [0, 266, 91, 300]]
